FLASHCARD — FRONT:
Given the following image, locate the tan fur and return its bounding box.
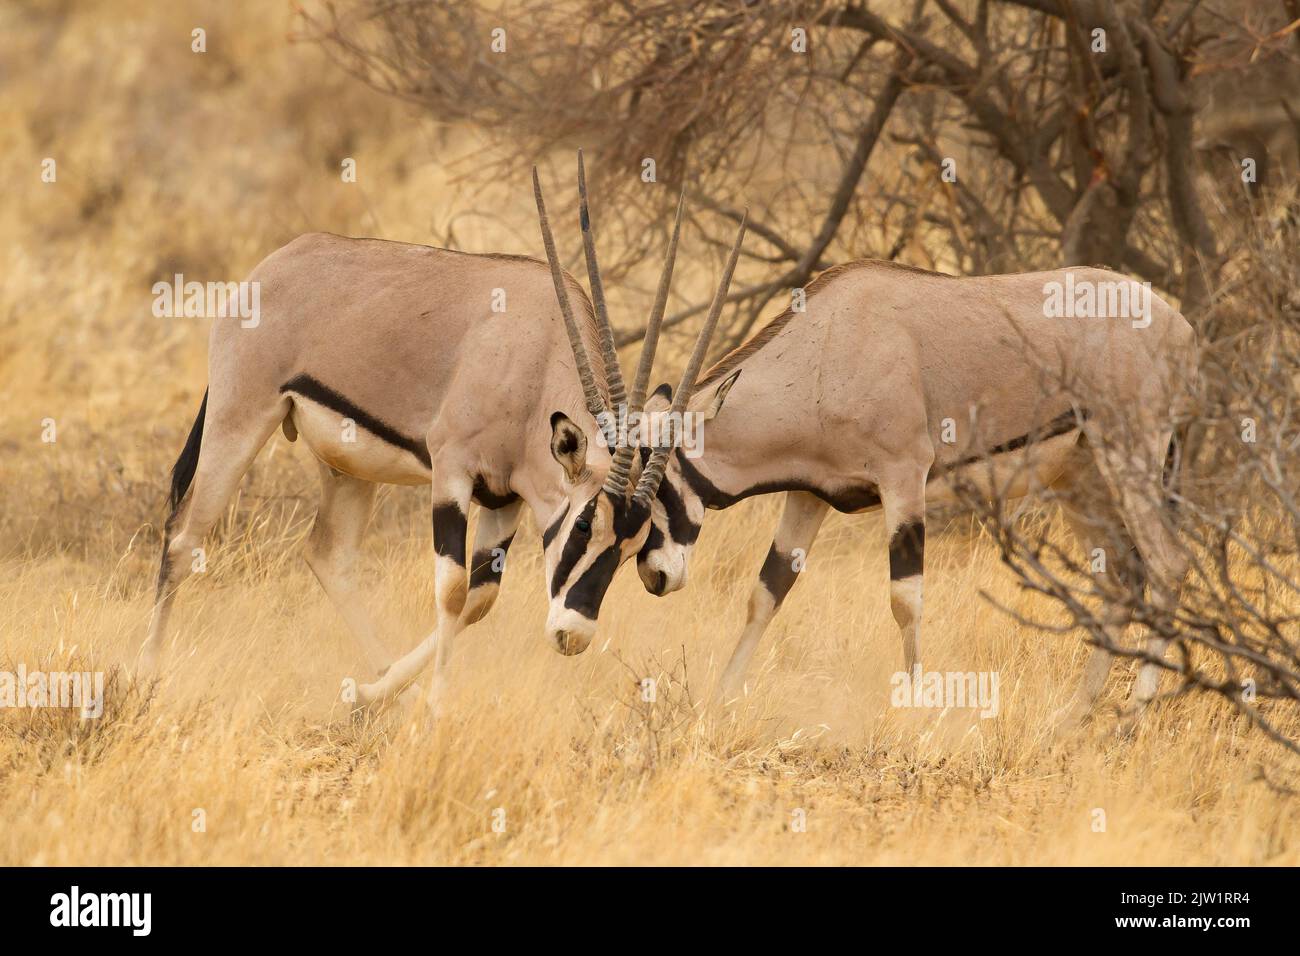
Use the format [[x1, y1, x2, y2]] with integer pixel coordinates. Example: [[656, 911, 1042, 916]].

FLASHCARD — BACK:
[[648, 259, 1196, 714], [140, 231, 619, 695], [695, 261, 867, 393], [682, 261, 1194, 503]]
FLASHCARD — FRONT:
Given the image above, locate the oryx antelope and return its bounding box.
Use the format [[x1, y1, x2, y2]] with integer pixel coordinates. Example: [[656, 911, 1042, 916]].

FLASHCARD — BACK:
[[552, 256, 1198, 723], [140, 153, 741, 712]]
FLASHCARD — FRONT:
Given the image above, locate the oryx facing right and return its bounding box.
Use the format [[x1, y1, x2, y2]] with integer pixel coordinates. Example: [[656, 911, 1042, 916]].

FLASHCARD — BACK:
[[140, 152, 740, 712]]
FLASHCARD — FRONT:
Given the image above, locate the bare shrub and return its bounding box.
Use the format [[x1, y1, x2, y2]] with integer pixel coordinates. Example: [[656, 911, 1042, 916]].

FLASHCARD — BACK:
[[303, 0, 1300, 755]]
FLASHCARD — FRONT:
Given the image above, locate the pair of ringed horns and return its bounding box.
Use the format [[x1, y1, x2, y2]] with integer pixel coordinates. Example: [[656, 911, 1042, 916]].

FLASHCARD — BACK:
[[532, 150, 747, 504]]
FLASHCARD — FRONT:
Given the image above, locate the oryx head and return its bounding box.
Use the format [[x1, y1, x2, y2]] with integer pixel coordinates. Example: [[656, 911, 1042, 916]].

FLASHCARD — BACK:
[[534, 152, 745, 655], [632, 366, 741, 598]]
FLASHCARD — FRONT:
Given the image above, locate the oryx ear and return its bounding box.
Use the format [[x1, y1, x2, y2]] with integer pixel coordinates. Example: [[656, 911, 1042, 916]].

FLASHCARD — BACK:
[[701, 369, 741, 421], [643, 382, 673, 415], [550, 412, 589, 483]]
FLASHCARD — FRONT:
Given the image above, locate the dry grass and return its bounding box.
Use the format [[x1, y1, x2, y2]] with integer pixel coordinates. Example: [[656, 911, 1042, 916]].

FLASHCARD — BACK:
[[0, 0, 1296, 866], [2, 504, 1297, 866]]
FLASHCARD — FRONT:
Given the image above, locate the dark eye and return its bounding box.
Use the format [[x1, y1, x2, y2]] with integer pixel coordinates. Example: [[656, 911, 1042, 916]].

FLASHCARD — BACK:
[[574, 517, 592, 535]]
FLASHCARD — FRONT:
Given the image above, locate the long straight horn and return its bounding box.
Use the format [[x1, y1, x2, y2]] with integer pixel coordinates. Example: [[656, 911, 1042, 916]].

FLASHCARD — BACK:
[[604, 189, 685, 496], [577, 150, 627, 416], [533, 165, 607, 423], [634, 212, 747, 505]]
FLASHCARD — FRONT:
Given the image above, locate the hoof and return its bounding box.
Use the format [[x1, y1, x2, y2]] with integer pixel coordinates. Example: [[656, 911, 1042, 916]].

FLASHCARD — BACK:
[[346, 680, 381, 722], [1114, 712, 1143, 741]]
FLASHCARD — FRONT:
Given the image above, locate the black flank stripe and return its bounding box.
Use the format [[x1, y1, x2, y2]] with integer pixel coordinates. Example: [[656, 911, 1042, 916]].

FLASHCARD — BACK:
[[674, 450, 719, 506], [472, 476, 519, 509], [942, 408, 1086, 473], [668, 412, 1084, 514], [758, 545, 800, 608], [889, 519, 925, 580], [280, 373, 431, 469], [563, 545, 621, 618], [675, 452, 881, 513], [431, 503, 467, 567]]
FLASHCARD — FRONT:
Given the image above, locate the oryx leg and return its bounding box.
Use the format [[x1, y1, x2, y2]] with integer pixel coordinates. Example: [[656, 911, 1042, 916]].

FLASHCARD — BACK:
[[304, 462, 392, 675], [356, 468, 472, 712], [460, 499, 524, 627], [715, 492, 829, 703], [1051, 455, 1146, 727], [881, 458, 932, 675], [140, 397, 288, 675], [1085, 424, 1189, 715]]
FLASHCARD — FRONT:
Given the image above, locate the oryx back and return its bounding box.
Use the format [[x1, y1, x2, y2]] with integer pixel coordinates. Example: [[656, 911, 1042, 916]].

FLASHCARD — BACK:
[[211, 232, 601, 488]]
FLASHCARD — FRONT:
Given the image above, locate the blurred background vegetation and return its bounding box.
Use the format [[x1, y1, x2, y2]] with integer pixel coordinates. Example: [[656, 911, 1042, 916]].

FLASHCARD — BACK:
[[1, 0, 498, 564]]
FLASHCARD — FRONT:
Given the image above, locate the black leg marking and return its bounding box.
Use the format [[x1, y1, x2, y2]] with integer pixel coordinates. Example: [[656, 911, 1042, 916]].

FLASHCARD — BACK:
[[1115, 544, 1148, 595], [469, 534, 515, 589], [431, 503, 467, 567], [153, 547, 174, 602], [281, 374, 432, 469], [758, 545, 800, 609], [889, 520, 925, 580]]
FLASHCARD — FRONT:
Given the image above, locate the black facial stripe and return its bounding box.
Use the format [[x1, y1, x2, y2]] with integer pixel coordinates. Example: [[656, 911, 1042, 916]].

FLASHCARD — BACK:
[[638, 522, 664, 562], [655, 471, 700, 546], [432, 503, 468, 566], [888, 519, 925, 580], [758, 545, 800, 608], [468, 534, 514, 589], [633, 445, 700, 543], [610, 493, 651, 540], [280, 373, 431, 469], [542, 505, 569, 549], [562, 545, 621, 618], [550, 501, 596, 597]]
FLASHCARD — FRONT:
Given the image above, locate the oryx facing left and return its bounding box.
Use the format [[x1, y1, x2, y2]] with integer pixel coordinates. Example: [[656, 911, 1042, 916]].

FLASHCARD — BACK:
[[139, 152, 744, 713], [526, 254, 1198, 728]]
